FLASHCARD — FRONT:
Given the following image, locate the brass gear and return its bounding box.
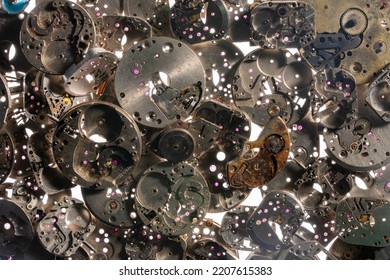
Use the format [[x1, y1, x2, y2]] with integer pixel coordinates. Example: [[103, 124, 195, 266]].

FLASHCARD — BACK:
[[340, 8, 368, 36]]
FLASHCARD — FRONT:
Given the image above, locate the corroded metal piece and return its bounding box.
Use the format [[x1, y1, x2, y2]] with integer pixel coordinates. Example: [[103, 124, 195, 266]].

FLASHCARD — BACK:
[[228, 117, 290, 189]]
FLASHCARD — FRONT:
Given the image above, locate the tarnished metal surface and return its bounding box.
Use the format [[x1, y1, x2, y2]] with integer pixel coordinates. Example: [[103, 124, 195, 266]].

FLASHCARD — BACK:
[[301, 0, 390, 85], [1, 0, 390, 261], [228, 116, 290, 188]]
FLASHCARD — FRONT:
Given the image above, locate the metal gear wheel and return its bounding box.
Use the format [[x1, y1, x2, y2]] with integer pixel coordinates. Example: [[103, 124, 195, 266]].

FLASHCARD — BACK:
[[340, 8, 368, 36]]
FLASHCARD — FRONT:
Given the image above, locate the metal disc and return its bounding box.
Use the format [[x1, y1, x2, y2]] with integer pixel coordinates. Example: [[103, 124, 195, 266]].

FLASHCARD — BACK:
[[115, 37, 205, 128]]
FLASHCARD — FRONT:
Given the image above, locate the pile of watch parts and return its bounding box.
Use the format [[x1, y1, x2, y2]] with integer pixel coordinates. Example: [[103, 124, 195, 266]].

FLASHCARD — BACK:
[[1, 0, 390, 260]]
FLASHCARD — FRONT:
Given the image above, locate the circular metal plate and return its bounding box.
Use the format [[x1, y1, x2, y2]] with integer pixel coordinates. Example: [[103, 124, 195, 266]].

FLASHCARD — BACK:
[[115, 37, 205, 128]]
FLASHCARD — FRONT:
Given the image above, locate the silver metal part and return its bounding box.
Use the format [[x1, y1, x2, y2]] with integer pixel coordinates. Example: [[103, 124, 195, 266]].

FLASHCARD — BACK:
[[115, 37, 205, 128]]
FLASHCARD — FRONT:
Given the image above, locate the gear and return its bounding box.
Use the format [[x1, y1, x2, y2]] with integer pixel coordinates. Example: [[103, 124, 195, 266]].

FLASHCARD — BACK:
[[340, 8, 368, 36]]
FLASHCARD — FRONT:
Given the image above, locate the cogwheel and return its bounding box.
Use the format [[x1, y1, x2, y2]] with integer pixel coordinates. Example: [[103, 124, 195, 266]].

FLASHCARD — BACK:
[[340, 8, 368, 36]]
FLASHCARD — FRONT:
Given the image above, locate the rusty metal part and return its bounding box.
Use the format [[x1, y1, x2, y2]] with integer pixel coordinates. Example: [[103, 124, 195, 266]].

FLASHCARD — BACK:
[[300, 0, 390, 85], [227, 117, 290, 189]]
